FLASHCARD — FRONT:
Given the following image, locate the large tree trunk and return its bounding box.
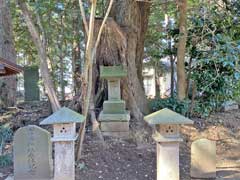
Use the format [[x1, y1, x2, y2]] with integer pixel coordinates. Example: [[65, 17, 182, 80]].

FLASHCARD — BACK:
[[18, 0, 61, 112], [94, 0, 150, 121], [176, 0, 188, 100], [113, 1, 150, 116], [0, 0, 17, 108]]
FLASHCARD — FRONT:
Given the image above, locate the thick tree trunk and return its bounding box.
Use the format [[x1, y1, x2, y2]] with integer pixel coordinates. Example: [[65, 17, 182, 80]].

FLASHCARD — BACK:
[[18, 1, 61, 112], [0, 0, 17, 108], [72, 1, 151, 122], [110, 1, 151, 116], [176, 0, 188, 100]]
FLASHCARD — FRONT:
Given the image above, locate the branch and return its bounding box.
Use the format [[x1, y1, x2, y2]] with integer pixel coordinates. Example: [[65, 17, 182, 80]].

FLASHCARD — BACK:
[[94, 0, 114, 50], [79, 0, 89, 36], [17, 0, 43, 52], [36, 11, 47, 48], [77, 0, 97, 161]]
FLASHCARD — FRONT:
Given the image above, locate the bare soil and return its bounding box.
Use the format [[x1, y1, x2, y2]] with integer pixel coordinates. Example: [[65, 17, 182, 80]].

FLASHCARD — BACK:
[[0, 102, 240, 180]]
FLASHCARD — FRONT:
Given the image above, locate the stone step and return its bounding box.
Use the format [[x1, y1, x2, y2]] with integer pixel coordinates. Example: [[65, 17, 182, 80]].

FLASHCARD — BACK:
[[101, 121, 129, 132], [103, 100, 126, 114], [99, 111, 130, 122], [102, 131, 130, 138]]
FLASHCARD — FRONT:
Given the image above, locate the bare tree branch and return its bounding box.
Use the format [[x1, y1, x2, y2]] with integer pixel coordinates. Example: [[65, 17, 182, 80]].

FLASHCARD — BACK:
[[94, 0, 114, 50], [79, 0, 89, 36]]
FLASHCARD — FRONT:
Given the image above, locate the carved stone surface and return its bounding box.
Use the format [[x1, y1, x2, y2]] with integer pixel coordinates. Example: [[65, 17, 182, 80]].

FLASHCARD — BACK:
[[13, 125, 52, 180], [24, 66, 40, 101], [54, 142, 75, 180], [191, 138, 216, 178], [108, 79, 121, 100]]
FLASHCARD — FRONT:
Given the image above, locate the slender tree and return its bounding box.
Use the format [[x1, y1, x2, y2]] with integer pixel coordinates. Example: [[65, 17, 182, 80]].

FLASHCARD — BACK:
[[176, 0, 188, 100], [76, 0, 114, 160], [17, 0, 61, 112]]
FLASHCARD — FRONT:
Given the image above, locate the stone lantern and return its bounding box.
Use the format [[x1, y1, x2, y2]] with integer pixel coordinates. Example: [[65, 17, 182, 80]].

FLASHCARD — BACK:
[[144, 108, 193, 180], [40, 107, 85, 180], [99, 65, 130, 137]]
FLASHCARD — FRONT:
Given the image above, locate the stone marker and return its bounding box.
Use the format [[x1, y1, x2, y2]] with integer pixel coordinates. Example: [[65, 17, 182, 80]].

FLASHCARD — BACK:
[[24, 66, 40, 101], [99, 66, 130, 137], [191, 138, 216, 178], [40, 107, 85, 180], [13, 125, 52, 180], [144, 108, 193, 180]]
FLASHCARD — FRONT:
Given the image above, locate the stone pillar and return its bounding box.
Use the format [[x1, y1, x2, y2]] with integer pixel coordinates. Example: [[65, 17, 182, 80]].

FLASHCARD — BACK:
[[24, 66, 40, 101], [54, 141, 75, 180], [156, 142, 180, 180]]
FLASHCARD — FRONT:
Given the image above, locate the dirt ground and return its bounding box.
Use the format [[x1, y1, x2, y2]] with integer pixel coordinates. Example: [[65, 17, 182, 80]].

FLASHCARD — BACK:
[[0, 102, 240, 180]]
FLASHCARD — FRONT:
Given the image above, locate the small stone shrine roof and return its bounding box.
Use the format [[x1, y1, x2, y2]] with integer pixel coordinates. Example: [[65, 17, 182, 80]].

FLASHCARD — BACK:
[[144, 108, 193, 125], [0, 57, 23, 76], [40, 107, 85, 125], [100, 65, 127, 79]]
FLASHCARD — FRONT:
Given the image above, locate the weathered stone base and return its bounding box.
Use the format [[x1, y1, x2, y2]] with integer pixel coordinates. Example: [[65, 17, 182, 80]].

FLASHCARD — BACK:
[[99, 111, 130, 122], [102, 131, 130, 138], [101, 121, 129, 132], [99, 110, 130, 138], [103, 100, 126, 114]]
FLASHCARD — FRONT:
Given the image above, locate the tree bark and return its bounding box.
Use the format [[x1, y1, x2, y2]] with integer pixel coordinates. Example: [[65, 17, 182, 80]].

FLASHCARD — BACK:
[[0, 0, 17, 108], [18, 1, 61, 112], [73, 1, 151, 119], [176, 0, 187, 100], [72, 0, 82, 94]]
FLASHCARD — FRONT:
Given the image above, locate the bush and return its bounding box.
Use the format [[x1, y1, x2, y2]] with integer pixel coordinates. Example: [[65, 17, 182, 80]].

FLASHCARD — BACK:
[[0, 154, 12, 167], [149, 97, 190, 116], [0, 124, 12, 155]]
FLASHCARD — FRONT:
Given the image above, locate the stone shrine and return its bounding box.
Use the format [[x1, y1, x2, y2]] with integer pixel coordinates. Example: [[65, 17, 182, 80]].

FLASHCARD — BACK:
[[99, 66, 130, 137], [13, 125, 53, 180]]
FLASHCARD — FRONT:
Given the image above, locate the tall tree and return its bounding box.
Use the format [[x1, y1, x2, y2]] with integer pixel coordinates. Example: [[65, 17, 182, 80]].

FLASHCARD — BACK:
[[91, 1, 151, 120], [176, 0, 187, 100], [112, 1, 151, 117], [0, 0, 17, 107], [17, 0, 61, 112]]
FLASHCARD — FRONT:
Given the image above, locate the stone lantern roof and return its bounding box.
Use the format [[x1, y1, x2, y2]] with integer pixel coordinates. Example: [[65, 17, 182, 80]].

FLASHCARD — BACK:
[[100, 65, 127, 79], [144, 108, 193, 125], [40, 107, 85, 125], [0, 57, 23, 76]]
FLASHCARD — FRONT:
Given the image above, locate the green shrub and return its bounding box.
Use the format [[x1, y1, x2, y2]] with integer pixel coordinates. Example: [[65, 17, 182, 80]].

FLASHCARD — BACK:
[[149, 97, 190, 116], [0, 154, 12, 167], [0, 124, 12, 155]]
